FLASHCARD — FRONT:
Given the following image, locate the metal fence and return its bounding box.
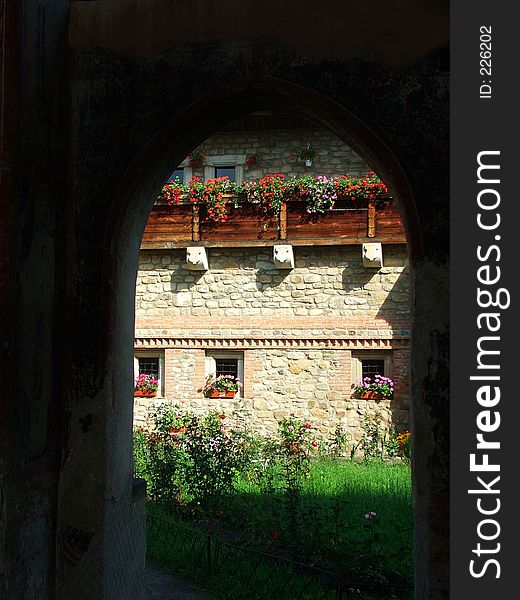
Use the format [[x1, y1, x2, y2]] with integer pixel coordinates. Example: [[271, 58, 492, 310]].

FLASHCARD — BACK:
[[146, 513, 413, 600]]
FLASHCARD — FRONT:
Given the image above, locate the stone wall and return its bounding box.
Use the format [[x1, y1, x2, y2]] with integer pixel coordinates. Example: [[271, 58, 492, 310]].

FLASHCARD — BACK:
[[135, 124, 410, 446], [135, 245, 409, 320], [134, 244, 411, 444], [133, 346, 409, 443], [185, 126, 371, 180]]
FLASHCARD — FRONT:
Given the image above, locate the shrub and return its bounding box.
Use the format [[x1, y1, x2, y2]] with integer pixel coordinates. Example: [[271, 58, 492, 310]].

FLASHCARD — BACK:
[[181, 412, 244, 512], [323, 423, 351, 458], [278, 416, 318, 493], [134, 408, 245, 513]]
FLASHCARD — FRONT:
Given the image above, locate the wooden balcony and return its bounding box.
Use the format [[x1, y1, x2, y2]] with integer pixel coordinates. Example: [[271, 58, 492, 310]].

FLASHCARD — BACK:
[[141, 197, 406, 249]]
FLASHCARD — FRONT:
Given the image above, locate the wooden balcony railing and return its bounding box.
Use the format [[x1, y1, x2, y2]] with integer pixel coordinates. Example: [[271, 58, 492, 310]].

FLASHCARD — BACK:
[[141, 196, 406, 249]]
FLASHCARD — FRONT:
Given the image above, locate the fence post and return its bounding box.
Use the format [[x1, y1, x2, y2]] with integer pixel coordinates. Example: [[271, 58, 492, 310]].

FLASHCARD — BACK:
[[335, 581, 343, 600], [207, 534, 212, 574]]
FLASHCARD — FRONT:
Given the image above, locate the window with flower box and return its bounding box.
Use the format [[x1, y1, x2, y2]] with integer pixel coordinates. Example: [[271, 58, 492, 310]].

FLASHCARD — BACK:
[[351, 352, 393, 395], [134, 352, 164, 397], [205, 351, 244, 398]]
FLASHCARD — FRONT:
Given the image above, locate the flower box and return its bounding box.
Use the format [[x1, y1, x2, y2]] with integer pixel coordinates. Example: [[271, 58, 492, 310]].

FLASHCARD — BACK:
[[202, 374, 241, 398], [353, 375, 395, 400], [143, 193, 404, 250], [134, 373, 159, 397], [169, 427, 187, 434], [208, 390, 236, 398], [134, 390, 157, 398], [360, 391, 385, 400]]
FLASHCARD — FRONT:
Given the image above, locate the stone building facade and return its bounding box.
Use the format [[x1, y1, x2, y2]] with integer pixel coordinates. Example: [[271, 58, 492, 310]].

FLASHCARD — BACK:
[[182, 117, 370, 181], [134, 118, 411, 444]]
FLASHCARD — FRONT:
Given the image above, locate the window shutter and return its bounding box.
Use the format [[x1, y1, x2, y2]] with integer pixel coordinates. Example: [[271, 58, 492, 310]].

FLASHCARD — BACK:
[[205, 355, 216, 378], [133, 357, 139, 383]]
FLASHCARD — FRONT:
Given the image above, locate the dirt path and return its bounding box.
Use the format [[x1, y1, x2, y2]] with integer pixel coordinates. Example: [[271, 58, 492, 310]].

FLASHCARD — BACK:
[[145, 560, 215, 600]]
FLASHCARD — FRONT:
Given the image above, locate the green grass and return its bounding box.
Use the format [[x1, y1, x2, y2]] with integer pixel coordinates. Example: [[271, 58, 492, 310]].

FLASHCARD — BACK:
[[146, 459, 413, 599]]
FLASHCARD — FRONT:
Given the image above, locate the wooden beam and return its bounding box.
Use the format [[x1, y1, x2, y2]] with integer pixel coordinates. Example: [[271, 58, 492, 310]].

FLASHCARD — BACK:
[[192, 204, 200, 241], [140, 234, 406, 250], [367, 202, 376, 238], [279, 202, 287, 240]]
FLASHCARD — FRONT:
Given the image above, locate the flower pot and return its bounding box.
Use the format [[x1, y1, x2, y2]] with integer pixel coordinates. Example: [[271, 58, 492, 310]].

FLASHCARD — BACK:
[[359, 391, 388, 400], [189, 159, 203, 168], [208, 390, 236, 398], [134, 390, 157, 398], [169, 427, 187, 434], [305, 159, 313, 167]]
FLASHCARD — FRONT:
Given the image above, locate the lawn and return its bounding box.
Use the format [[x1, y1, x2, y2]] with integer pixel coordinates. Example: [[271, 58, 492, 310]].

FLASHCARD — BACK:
[[145, 459, 413, 599], [136, 409, 413, 598]]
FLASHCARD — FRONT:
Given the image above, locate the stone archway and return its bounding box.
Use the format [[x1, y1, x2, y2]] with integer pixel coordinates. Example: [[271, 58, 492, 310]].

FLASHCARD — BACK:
[[92, 78, 447, 599], [1, 3, 449, 599]]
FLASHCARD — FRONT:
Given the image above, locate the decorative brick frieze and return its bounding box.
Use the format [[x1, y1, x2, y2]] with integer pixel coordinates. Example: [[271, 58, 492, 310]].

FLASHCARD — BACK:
[[135, 336, 408, 350]]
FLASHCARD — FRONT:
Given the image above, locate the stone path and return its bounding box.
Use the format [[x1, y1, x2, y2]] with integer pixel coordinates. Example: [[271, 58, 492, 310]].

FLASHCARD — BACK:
[[145, 560, 215, 600]]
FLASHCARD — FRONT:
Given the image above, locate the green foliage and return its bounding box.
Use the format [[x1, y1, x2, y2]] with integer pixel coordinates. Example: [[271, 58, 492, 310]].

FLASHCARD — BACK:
[[352, 412, 411, 462], [322, 423, 351, 458], [353, 413, 386, 461], [157, 173, 390, 222], [231, 428, 280, 491], [134, 408, 245, 513], [181, 411, 243, 512], [135, 409, 413, 597], [145, 460, 413, 599]]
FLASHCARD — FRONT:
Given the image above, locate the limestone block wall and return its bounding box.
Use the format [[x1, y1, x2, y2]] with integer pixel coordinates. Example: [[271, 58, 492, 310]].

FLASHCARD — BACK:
[[135, 246, 409, 320], [134, 245, 411, 444], [133, 346, 409, 444], [184, 127, 371, 180]]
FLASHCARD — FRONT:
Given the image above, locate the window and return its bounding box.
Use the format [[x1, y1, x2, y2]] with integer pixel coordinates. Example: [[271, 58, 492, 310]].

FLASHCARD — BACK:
[[204, 155, 245, 183], [169, 168, 184, 183], [167, 160, 192, 184], [138, 357, 159, 378], [134, 352, 164, 396], [214, 357, 239, 379], [351, 352, 392, 392], [214, 166, 236, 181], [361, 359, 385, 380], [205, 351, 244, 397]]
